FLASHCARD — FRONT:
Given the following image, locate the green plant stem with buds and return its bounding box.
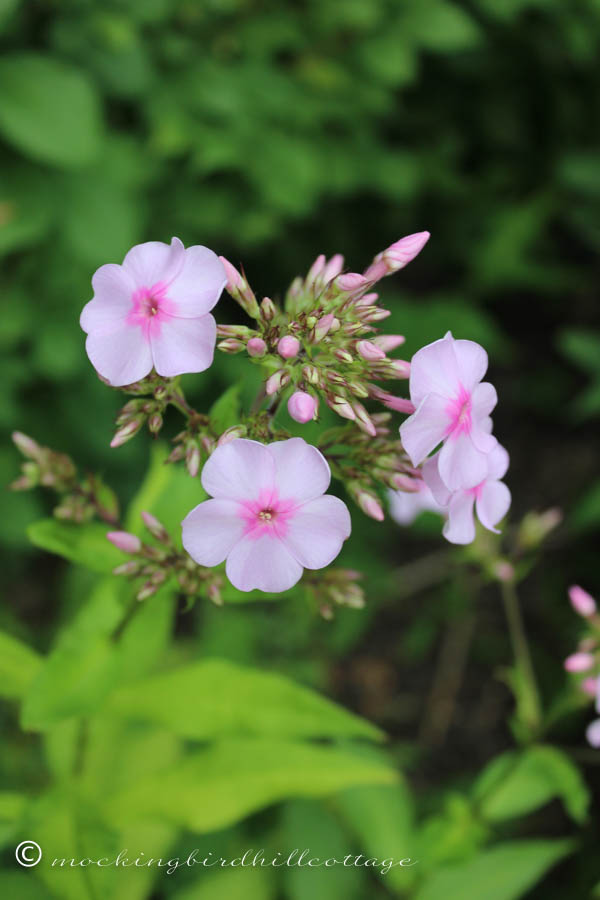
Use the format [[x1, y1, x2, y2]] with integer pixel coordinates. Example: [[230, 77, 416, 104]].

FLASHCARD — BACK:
[[501, 578, 543, 740]]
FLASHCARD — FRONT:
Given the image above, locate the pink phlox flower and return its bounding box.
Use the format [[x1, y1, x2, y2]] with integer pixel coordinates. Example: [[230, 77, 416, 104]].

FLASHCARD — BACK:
[[422, 443, 511, 545], [388, 480, 446, 526], [181, 438, 351, 593], [80, 237, 226, 386], [400, 331, 498, 491]]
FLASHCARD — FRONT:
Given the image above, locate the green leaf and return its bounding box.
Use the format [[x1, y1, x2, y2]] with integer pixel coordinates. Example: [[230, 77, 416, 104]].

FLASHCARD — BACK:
[[21, 578, 125, 730], [334, 780, 419, 890], [104, 739, 397, 832], [27, 519, 124, 574], [105, 658, 384, 741], [0, 54, 102, 167], [473, 745, 589, 825], [414, 839, 573, 900], [0, 629, 41, 699], [209, 382, 243, 433], [558, 330, 600, 374], [572, 479, 600, 533]]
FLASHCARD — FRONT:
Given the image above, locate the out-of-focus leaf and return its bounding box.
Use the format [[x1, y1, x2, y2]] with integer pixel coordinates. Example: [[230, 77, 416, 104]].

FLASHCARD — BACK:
[[208, 382, 243, 433], [27, 519, 124, 574], [473, 745, 589, 824], [104, 739, 397, 832], [334, 780, 419, 891], [171, 866, 276, 900], [105, 658, 385, 741], [414, 839, 573, 900], [571, 479, 600, 533], [0, 629, 41, 699], [0, 54, 102, 167]]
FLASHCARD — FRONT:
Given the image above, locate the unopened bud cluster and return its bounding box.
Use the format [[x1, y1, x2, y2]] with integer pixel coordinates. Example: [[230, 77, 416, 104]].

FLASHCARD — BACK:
[[303, 567, 365, 620], [217, 234, 429, 435], [108, 511, 224, 605], [11, 432, 119, 525]]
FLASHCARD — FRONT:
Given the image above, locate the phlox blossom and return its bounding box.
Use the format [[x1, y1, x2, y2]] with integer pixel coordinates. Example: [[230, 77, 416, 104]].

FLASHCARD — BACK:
[[422, 443, 511, 545], [80, 237, 226, 386], [400, 332, 498, 491], [181, 438, 351, 593], [388, 481, 446, 526]]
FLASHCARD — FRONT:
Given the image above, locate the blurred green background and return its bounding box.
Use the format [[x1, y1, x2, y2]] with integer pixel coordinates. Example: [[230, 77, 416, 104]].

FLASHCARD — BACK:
[[2, 0, 600, 898]]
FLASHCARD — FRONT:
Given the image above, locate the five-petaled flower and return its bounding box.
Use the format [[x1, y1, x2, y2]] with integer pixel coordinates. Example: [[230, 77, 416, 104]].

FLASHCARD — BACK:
[[400, 331, 498, 492], [181, 438, 351, 593], [80, 237, 226, 386], [422, 443, 511, 545]]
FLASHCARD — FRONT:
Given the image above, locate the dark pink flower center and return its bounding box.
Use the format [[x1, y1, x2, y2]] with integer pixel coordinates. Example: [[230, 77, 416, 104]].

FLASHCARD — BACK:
[[239, 490, 296, 540], [445, 385, 472, 437], [127, 281, 176, 337]]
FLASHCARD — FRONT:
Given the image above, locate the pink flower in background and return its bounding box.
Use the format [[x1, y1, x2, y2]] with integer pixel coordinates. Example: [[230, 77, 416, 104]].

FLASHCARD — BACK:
[[569, 585, 597, 618], [181, 438, 351, 593], [400, 332, 498, 491], [80, 238, 226, 386], [388, 481, 446, 526], [586, 678, 600, 748], [423, 443, 511, 545]]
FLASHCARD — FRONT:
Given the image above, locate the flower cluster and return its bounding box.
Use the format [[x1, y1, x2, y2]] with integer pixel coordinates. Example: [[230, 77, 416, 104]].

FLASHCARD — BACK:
[[563, 585, 600, 747], [399, 332, 511, 544], [7, 232, 511, 599]]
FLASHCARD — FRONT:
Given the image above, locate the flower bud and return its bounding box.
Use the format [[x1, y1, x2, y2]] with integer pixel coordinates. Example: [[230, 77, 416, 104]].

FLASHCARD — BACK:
[[107, 531, 142, 554], [216, 324, 254, 340], [247, 337, 267, 357], [265, 369, 290, 396], [186, 443, 201, 478], [356, 489, 385, 522], [311, 313, 335, 343], [333, 348, 353, 364], [581, 677, 598, 697], [364, 232, 430, 279], [219, 256, 260, 318], [148, 412, 163, 434], [217, 338, 245, 354], [288, 391, 318, 424], [277, 335, 301, 359], [207, 582, 223, 606], [322, 254, 344, 282], [359, 306, 391, 323], [326, 394, 356, 421], [217, 424, 248, 446], [373, 334, 405, 351], [367, 384, 415, 414], [12, 432, 41, 460], [356, 340, 386, 361], [302, 365, 322, 386], [113, 560, 141, 576], [352, 402, 377, 437], [137, 581, 159, 601], [306, 253, 326, 285], [564, 652, 595, 673], [141, 511, 170, 543], [110, 418, 143, 448], [569, 585, 596, 618], [260, 297, 277, 321]]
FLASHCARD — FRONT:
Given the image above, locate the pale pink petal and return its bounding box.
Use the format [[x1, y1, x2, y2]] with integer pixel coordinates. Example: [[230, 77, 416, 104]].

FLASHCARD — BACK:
[[122, 237, 185, 287], [268, 438, 331, 503], [150, 313, 216, 377], [181, 499, 244, 566], [452, 339, 488, 392], [486, 444, 510, 481], [476, 480, 511, 533], [388, 484, 445, 525], [201, 439, 276, 502], [80, 264, 135, 336], [167, 246, 227, 317], [438, 431, 489, 491], [586, 718, 600, 748], [443, 492, 476, 544], [409, 333, 460, 407], [226, 532, 303, 592], [422, 455, 452, 506], [282, 496, 351, 568], [470, 382, 498, 452], [400, 393, 450, 466], [85, 323, 152, 387]]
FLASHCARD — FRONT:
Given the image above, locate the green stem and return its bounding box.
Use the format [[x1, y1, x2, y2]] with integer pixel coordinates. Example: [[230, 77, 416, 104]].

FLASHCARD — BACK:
[[501, 579, 542, 738]]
